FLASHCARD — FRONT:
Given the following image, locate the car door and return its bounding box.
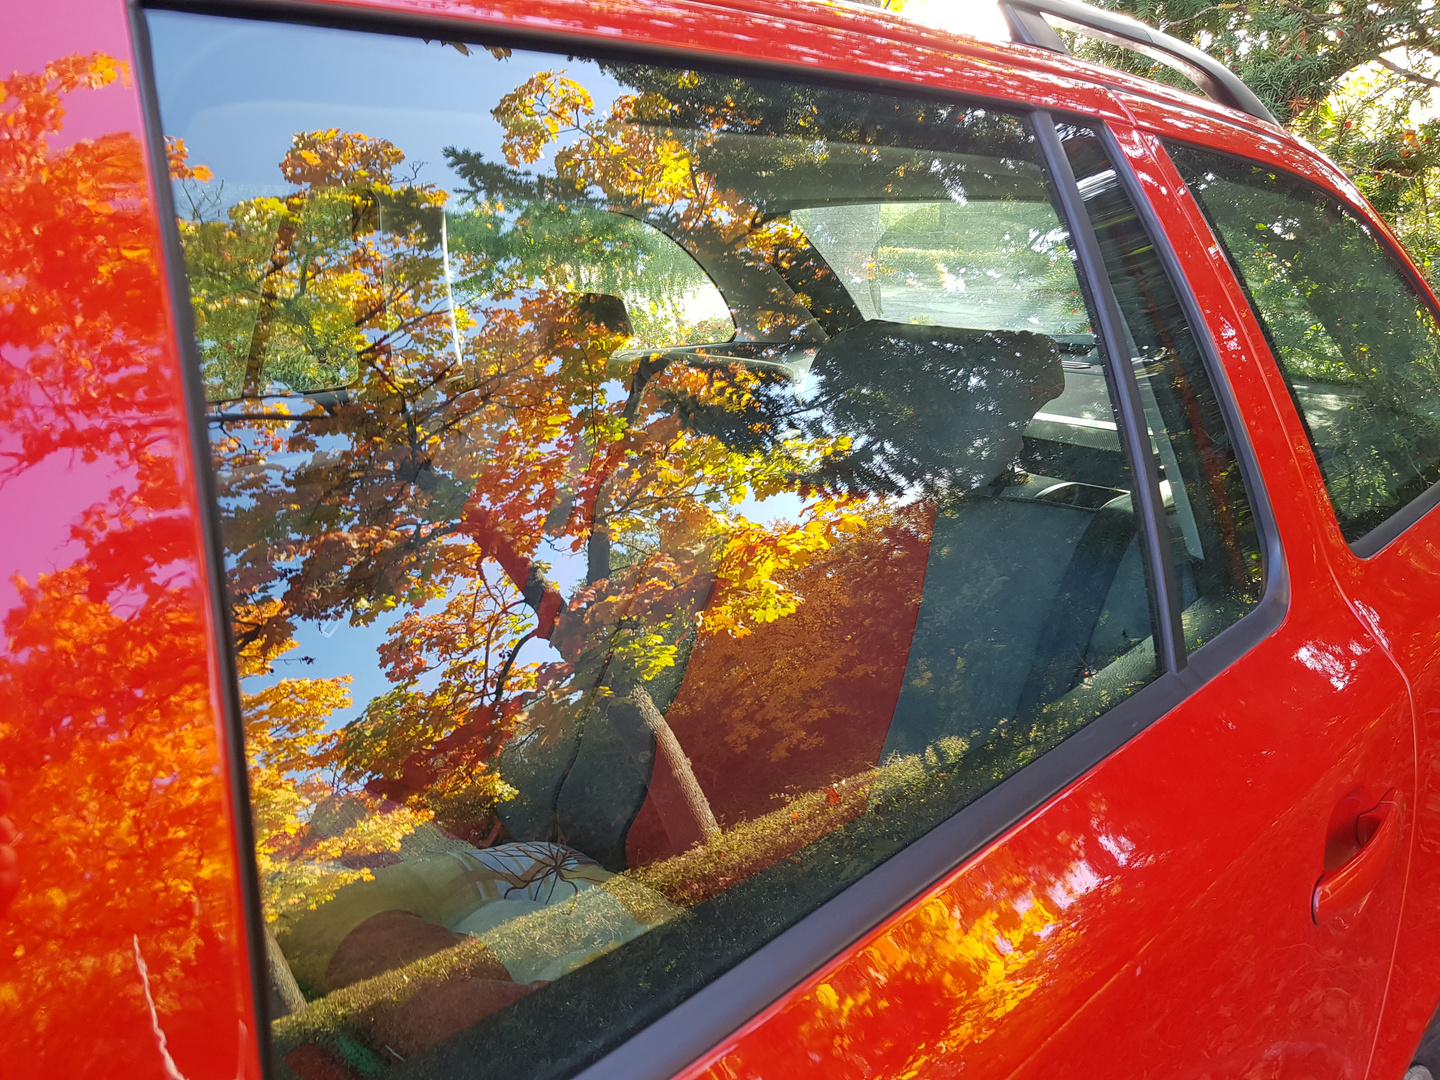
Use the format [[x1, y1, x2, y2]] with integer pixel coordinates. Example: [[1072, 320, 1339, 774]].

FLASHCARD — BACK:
[[133, 10, 1418, 1080], [1131, 107, 1440, 1078], [1, 3, 1422, 1079], [663, 115, 1417, 1080], [0, 1, 263, 1077]]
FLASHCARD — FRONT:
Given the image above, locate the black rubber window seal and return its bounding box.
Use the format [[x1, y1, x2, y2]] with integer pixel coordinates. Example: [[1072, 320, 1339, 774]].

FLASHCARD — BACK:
[[1031, 109, 1187, 676], [1085, 122, 1286, 647]]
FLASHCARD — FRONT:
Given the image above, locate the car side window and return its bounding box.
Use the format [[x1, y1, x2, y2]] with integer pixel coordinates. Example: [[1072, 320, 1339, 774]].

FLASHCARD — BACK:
[[1061, 129, 1264, 651], [151, 12, 1194, 1079], [1168, 143, 1440, 548]]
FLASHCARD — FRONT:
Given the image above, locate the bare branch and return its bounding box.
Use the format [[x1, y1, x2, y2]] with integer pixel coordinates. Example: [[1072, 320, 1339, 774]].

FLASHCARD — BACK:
[[1376, 55, 1440, 90]]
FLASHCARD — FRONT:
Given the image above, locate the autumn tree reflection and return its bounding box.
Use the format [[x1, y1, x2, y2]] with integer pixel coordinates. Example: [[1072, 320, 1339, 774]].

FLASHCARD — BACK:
[[163, 44, 1134, 1077], [185, 97, 881, 881], [0, 54, 254, 1076]]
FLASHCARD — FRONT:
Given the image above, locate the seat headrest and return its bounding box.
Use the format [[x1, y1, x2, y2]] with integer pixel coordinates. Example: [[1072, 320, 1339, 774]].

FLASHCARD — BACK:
[[806, 321, 1065, 495]]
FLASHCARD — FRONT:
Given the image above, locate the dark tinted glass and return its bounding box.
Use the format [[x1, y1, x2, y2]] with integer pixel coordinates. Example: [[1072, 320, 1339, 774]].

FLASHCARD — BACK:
[[1062, 130, 1264, 650], [149, 12, 1159, 1078], [1170, 143, 1440, 546]]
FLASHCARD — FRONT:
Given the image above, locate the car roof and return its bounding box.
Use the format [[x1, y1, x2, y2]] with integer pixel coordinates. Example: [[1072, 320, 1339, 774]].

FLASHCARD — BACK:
[[691, 0, 1286, 136]]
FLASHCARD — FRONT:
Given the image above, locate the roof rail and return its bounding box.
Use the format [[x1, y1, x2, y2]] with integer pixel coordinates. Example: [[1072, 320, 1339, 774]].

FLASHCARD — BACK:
[[999, 0, 1279, 126]]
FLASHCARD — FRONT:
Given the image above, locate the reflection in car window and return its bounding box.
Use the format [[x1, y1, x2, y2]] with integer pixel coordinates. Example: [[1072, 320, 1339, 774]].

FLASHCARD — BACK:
[[150, 12, 1163, 1078], [489, 208, 737, 351], [1061, 130, 1263, 652], [1169, 144, 1440, 546], [793, 200, 1090, 333]]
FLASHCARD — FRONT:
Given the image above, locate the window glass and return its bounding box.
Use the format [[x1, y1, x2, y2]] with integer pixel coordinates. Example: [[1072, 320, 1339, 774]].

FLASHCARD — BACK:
[[478, 208, 736, 350], [793, 200, 1091, 334], [150, 12, 1160, 1078], [1062, 130, 1264, 651], [1168, 143, 1440, 545]]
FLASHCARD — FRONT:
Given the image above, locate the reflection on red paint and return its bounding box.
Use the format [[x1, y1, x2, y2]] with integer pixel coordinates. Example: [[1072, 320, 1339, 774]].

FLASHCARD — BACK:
[[684, 833, 1115, 1080], [0, 53, 259, 1078]]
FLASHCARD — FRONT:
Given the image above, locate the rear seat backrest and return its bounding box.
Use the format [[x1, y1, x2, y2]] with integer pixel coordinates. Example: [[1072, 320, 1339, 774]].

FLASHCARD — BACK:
[[883, 497, 1099, 760], [500, 320, 1155, 866]]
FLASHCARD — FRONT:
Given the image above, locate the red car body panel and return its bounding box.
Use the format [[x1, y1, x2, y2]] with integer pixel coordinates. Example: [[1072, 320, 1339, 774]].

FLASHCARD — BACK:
[[3, 0, 1437, 1077], [1343, 482, 1440, 1080], [0, 1, 262, 1075], [1121, 98, 1440, 1079]]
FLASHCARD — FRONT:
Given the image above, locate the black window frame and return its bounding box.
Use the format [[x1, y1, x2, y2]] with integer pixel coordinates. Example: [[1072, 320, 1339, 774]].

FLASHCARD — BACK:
[[1162, 138, 1440, 560], [130, 6, 1286, 1078]]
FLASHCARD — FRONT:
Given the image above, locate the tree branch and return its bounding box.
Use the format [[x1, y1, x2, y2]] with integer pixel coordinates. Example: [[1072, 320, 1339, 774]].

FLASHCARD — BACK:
[[1375, 55, 1440, 90], [491, 628, 535, 710]]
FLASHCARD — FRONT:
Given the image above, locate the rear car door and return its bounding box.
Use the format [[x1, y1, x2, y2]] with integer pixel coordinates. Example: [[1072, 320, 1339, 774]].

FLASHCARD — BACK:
[[142, 9, 1414, 1074], [673, 112, 1417, 1080], [1128, 103, 1440, 1078]]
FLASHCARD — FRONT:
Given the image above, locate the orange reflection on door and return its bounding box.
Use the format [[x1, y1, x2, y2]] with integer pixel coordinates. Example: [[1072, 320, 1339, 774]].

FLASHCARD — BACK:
[[0, 48, 260, 1079]]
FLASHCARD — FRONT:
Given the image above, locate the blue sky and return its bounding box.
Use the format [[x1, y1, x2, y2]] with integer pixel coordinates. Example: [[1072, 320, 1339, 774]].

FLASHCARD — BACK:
[[147, 10, 625, 208]]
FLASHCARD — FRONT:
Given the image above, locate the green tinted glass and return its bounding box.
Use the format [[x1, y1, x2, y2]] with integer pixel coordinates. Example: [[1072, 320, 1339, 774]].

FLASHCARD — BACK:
[[1171, 143, 1440, 545]]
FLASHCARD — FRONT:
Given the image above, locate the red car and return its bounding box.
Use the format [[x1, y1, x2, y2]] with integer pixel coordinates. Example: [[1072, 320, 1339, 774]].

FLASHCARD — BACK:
[[7, 0, 1440, 1076]]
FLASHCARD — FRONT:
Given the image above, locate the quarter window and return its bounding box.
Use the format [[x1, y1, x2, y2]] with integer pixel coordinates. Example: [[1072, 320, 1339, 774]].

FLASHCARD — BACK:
[[1169, 143, 1440, 547]]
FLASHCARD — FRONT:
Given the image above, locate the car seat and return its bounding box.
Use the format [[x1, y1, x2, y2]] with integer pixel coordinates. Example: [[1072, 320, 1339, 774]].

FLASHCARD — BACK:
[[496, 320, 1153, 871]]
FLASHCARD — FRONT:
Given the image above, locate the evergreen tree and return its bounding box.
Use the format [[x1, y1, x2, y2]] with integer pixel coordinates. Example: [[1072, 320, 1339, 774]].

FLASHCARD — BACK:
[[1088, 0, 1440, 280]]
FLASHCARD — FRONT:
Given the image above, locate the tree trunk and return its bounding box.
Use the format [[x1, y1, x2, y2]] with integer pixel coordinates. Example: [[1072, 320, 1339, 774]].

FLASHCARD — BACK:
[[242, 216, 297, 397], [586, 516, 611, 584], [264, 923, 307, 1018], [607, 685, 719, 852]]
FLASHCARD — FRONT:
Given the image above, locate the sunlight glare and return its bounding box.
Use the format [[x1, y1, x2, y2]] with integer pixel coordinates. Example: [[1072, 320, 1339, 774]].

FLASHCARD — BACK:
[[899, 0, 1011, 42]]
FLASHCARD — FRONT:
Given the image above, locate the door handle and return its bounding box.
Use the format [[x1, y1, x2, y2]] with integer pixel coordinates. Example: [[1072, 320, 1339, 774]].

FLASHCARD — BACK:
[[1312, 792, 1402, 924]]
